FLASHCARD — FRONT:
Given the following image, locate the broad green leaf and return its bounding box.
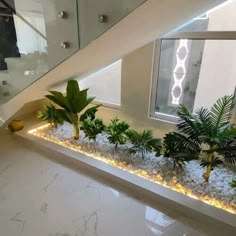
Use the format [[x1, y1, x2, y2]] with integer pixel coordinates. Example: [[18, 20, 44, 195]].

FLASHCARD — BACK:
[[66, 80, 82, 113], [80, 104, 101, 121], [46, 91, 71, 111]]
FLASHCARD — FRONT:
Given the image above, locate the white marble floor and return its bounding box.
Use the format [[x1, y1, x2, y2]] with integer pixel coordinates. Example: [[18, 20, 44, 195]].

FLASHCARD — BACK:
[[0, 129, 235, 236]]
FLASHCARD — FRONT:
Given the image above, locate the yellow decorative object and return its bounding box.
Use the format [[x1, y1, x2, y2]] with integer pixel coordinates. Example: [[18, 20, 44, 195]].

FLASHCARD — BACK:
[[8, 120, 24, 132]]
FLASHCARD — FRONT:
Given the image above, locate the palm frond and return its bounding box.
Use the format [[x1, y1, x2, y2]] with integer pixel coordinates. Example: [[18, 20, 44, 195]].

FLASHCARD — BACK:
[[210, 95, 234, 129], [216, 144, 236, 165], [200, 158, 223, 168], [163, 132, 200, 158], [230, 179, 236, 188], [195, 107, 212, 134], [177, 105, 201, 139], [128, 129, 161, 158]]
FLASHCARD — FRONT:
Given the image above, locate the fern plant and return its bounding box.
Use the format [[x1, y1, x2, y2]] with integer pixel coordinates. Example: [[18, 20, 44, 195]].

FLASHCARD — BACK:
[[45, 80, 98, 140], [171, 95, 236, 182], [37, 104, 63, 127], [106, 118, 129, 149], [128, 129, 161, 159], [81, 117, 105, 141]]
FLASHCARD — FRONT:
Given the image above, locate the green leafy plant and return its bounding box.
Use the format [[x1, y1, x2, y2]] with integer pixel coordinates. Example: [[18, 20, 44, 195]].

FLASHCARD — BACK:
[[45, 80, 98, 140], [128, 129, 161, 159], [163, 132, 200, 169], [37, 104, 64, 127], [81, 117, 105, 141], [80, 104, 101, 122], [171, 95, 236, 182], [230, 179, 236, 188], [106, 118, 129, 149]]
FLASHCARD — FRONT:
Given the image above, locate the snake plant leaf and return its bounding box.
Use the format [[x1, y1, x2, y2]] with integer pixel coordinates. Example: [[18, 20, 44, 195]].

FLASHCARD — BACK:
[[77, 92, 95, 112], [66, 80, 80, 106], [66, 80, 90, 113]]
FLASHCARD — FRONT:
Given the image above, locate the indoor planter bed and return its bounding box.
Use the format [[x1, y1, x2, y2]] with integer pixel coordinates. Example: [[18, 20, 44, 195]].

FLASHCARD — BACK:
[[22, 121, 236, 228]]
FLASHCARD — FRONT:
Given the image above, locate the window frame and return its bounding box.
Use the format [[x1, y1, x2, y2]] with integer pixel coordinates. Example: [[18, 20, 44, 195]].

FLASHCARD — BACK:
[[149, 30, 236, 124]]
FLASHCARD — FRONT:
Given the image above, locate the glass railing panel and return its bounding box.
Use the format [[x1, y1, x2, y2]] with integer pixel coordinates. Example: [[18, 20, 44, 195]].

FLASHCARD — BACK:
[[78, 0, 147, 48], [0, 0, 79, 102], [0, 0, 147, 105]]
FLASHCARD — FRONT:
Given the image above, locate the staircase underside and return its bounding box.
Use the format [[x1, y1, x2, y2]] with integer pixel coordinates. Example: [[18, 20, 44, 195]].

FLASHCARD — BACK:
[[1, 0, 225, 121]]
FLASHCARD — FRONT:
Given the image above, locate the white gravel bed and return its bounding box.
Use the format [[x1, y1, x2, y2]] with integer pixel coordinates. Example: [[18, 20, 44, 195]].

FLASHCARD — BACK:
[[33, 122, 236, 213]]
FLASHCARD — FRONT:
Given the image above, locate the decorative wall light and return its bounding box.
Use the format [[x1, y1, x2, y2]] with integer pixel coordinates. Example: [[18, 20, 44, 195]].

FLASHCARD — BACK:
[[170, 39, 189, 106]]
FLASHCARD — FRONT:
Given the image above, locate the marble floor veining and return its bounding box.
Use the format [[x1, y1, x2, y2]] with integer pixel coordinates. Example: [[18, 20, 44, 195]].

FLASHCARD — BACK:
[[0, 129, 235, 236]]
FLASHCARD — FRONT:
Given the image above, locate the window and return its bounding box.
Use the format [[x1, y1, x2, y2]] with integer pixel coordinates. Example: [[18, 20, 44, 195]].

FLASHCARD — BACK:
[[150, 0, 236, 123]]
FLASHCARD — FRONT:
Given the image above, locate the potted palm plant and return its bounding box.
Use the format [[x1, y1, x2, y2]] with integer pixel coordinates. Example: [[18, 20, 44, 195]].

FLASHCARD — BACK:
[[165, 95, 236, 182]]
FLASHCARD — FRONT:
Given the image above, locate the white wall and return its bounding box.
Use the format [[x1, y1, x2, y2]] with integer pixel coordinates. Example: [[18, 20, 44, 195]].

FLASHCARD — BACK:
[[121, 43, 173, 136], [194, 0, 236, 109], [54, 60, 122, 106], [3, 0, 225, 119], [79, 60, 121, 106]]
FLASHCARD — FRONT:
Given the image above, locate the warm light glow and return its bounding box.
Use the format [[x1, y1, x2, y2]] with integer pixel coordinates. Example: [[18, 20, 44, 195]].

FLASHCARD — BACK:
[[28, 124, 50, 134], [28, 124, 236, 215]]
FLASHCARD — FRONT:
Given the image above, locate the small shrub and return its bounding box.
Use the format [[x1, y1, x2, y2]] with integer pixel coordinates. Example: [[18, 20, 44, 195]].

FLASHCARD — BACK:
[[106, 118, 129, 149], [230, 179, 236, 188], [128, 129, 161, 159], [81, 117, 105, 141], [37, 104, 63, 127]]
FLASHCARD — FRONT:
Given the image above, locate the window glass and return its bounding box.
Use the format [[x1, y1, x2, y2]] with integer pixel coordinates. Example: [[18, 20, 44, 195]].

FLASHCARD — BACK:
[[152, 0, 236, 122], [155, 39, 236, 118]]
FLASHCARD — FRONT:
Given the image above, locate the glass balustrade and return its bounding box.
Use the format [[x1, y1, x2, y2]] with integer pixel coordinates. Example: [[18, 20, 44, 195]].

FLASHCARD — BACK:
[[0, 0, 146, 122], [78, 0, 147, 48], [0, 0, 79, 104]]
